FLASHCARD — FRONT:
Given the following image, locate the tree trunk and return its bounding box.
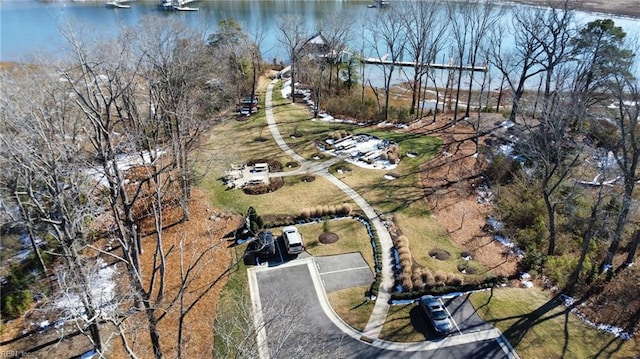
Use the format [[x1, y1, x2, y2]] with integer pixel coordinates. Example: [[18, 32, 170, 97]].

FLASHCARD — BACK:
[[544, 191, 557, 256], [624, 229, 640, 267], [569, 185, 605, 292], [605, 180, 633, 269], [509, 76, 527, 124]]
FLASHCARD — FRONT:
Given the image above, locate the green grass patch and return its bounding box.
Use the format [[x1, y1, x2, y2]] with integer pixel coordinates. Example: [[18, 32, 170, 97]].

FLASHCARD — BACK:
[[212, 249, 252, 357], [379, 302, 428, 342], [326, 285, 374, 332], [469, 287, 640, 359], [203, 174, 355, 216], [301, 218, 375, 271]]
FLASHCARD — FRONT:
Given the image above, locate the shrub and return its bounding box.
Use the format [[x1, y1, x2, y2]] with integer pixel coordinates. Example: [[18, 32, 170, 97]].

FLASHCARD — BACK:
[[396, 235, 409, 248], [447, 274, 463, 286], [327, 205, 337, 216], [412, 269, 424, 289], [518, 250, 545, 273], [300, 208, 311, 219], [400, 258, 412, 270], [3, 290, 32, 319], [398, 251, 412, 263], [402, 276, 413, 292], [397, 246, 411, 257], [338, 203, 353, 216], [434, 271, 447, 286], [422, 269, 434, 286], [487, 153, 521, 185], [321, 205, 330, 217], [309, 207, 319, 218], [545, 255, 577, 289]]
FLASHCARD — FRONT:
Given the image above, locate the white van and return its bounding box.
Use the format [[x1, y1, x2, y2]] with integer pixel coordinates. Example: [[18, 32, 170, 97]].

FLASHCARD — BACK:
[[282, 226, 304, 254]]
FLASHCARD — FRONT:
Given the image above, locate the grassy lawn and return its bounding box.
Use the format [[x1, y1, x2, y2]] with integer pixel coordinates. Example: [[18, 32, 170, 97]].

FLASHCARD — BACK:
[[203, 173, 355, 217], [298, 218, 376, 271], [469, 287, 640, 359], [212, 248, 251, 357], [326, 285, 375, 332], [379, 303, 430, 342]]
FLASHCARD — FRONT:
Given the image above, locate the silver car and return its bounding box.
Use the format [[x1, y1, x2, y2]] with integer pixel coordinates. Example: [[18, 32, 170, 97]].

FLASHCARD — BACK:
[[418, 295, 453, 335]]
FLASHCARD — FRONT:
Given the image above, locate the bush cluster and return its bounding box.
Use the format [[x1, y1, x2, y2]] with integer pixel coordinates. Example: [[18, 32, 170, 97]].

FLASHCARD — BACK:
[[379, 144, 401, 164], [394, 235, 467, 293], [299, 203, 353, 219]]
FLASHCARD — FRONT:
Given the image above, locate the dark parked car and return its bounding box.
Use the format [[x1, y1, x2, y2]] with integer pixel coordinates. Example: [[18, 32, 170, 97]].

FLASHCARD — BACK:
[[418, 295, 453, 335], [256, 230, 276, 258]]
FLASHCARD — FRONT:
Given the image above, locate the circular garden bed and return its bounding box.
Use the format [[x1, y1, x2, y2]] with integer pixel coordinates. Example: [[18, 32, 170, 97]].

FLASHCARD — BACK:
[[428, 249, 451, 261], [319, 232, 339, 244]]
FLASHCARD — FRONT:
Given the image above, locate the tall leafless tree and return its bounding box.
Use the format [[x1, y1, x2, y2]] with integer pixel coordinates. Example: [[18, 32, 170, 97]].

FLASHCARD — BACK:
[[316, 11, 354, 95], [367, 6, 406, 122], [399, 0, 446, 119], [276, 14, 310, 104]]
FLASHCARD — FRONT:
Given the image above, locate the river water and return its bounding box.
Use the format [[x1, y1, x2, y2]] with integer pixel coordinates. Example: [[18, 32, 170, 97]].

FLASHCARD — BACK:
[[1, 1, 639, 90], [3, 0, 639, 61]]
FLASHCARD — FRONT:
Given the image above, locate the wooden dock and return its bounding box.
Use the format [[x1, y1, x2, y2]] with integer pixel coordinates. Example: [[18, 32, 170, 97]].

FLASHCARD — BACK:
[[363, 57, 488, 72]]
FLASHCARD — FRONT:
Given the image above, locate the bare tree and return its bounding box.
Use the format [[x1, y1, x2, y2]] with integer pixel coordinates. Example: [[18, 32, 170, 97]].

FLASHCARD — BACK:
[[454, 0, 502, 119], [489, 6, 547, 124], [316, 11, 354, 95], [367, 6, 406, 122], [608, 59, 640, 269], [276, 14, 310, 104], [137, 16, 219, 223], [399, 0, 446, 119], [0, 65, 108, 355]]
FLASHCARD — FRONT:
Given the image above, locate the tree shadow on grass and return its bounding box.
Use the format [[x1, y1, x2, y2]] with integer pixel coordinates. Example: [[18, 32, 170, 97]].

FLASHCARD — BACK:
[[498, 294, 565, 348]]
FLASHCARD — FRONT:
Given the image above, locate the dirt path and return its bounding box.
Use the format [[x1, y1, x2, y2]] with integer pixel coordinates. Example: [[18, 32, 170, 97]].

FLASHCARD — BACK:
[[411, 116, 518, 277]]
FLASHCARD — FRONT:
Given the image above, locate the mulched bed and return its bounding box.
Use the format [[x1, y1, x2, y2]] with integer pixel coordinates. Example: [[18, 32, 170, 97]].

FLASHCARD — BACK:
[[319, 232, 339, 244], [457, 263, 478, 275], [286, 161, 300, 168], [301, 175, 316, 182], [242, 177, 284, 195], [429, 249, 451, 261]]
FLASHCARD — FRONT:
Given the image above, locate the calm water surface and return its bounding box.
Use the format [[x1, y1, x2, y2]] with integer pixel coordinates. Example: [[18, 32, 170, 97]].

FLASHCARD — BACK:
[[1, 1, 639, 89], [1, 0, 374, 61]]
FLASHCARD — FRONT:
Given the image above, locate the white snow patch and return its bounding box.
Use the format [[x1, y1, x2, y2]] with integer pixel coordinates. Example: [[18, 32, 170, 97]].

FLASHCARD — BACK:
[[86, 149, 164, 187], [559, 294, 632, 340], [55, 258, 118, 319]]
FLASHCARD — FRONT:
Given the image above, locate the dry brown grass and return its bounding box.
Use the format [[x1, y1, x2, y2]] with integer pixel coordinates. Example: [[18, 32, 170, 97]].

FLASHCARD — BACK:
[[412, 117, 518, 277]]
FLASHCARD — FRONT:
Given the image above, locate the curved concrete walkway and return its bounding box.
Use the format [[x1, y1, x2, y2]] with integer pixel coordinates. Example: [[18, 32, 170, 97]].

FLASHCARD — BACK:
[[264, 79, 394, 339]]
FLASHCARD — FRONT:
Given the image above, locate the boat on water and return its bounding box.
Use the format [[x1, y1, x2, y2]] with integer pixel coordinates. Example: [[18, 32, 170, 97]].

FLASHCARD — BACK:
[[160, 0, 199, 11], [367, 0, 390, 8], [105, 0, 131, 8]]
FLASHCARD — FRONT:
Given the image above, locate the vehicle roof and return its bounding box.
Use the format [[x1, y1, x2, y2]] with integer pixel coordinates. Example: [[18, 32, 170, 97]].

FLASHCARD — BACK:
[[283, 226, 303, 244]]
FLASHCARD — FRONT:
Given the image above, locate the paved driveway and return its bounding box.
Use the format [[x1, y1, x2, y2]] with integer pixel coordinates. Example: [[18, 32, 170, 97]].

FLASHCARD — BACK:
[[248, 258, 514, 359], [315, 253, 373, 293]]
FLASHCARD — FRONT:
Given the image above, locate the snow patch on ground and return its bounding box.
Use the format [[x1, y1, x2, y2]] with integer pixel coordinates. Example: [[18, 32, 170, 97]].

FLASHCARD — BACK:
[[86, 149, 164, 187], [559, 294, 632, 340], [55, 258, 119, 319]]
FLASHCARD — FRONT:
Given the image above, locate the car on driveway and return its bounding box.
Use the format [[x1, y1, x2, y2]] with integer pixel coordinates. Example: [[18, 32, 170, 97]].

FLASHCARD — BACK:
[[256, 230, 276, 258], [418, 295, 453, 335], [282, 226, 304, 254]]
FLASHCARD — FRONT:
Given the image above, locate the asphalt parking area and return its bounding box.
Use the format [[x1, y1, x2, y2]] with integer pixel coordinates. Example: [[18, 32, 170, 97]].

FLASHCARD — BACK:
[[315, 253, 374, 293]]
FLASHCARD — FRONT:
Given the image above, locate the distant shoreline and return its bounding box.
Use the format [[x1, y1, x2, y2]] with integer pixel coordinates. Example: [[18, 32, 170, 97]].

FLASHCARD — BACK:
[[508, 0, 640, 19]]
